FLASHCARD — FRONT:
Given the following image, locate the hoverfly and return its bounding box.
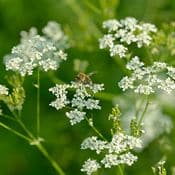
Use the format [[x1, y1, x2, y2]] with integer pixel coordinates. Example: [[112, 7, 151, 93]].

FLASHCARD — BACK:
[[75, 72, 96, 84]]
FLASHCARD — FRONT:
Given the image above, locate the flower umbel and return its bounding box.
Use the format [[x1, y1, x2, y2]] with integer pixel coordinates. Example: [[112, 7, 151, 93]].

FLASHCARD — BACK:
[[99, 17, 157, 58], [118, 56, 175, 95], [4, 21, 68, 76], [49, 74, 104, 125]]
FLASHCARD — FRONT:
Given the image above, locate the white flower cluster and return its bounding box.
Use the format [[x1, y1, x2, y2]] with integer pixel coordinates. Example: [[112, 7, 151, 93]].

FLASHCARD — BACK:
[[42, 21, 69, 49], [4, 21, 68, 76], [81, 133, 142, 174], [49, 81, 104, 125], [81, 136, 107, 154], [81, 159, 101, 175], [101, 152, 137, 168], [0, 85, 9, 96], [99, 17, 157, 58], [119, 56, 175, 95]]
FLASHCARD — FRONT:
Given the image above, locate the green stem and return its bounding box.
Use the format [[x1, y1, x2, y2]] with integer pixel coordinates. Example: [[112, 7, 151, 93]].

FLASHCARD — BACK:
[[84, 0, 101, 14], [0, 122, 31, 141], [95, 92, 116, 101], [15, 118, 65, 175], [1, 114, 17, 122], [85, 117, 107, 141], [37, 68, 40, 137], [8, 110, 35, 140], [138, 96, 150, 126], [113, 56, 129, 75], [16, 118, 35, 139], [134, 97, 145, 118], [36, 143, 65, 175], [118, 165, 124, 175]]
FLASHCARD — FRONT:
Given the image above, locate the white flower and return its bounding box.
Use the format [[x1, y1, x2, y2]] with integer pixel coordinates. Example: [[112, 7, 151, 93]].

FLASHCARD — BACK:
[[126, 56, 144, 71], [39, 59, 57, 71], [4, 22, 68, 76], [140, 23, 157, 33], [158, 78, 175, 94], [57, 50, 67, 60], [119, 152, 138, 166], [20, 27, 37, 43], [120, 17, 138, 31], [167, 66, 175, 80], [81, 159, 101, 175], [49, 84, 70, 110], [134, 84, 154, 95], [103, 19, 122, 32], [118, 76, 135, 91], [136, 32, 152, 48], [99, 34, 114, 49], [42, 21, 64, 41], [99, 17, 157, 58], [81, 136, 107, 154], [107, 133, 142, 154], [49, 81, 104, 125], [0, 85, 8, 95], [90, 84, 105, 93], [109, 44, 128, 57], [66, 109, 86, 125], [101, 154, 119, 168], [81, 132, 142, 171], [119, 56, 175, 95], [85, 99, 101, 110], [101, 152, 138, 168]]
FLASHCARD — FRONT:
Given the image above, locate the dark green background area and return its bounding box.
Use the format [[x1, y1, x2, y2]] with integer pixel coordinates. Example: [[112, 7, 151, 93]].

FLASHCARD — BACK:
[[0, 0, 175, 174]]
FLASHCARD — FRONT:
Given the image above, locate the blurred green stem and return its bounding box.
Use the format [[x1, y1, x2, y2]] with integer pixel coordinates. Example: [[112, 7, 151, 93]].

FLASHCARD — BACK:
[[0, 122, 31, 141], [118, 165, 124, 175], [36, 143, 65, 175], [138, 96, 150, 126], [6, 108, 65, 175], [85, 116, 107, 141], [37, 68, 40, 137], [65, 0, 102, 38], [84, 0, 101, 14]]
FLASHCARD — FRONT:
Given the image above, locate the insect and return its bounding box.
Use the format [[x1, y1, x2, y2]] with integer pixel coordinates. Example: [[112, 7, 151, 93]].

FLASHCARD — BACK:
[[76, 72, 96, 84]]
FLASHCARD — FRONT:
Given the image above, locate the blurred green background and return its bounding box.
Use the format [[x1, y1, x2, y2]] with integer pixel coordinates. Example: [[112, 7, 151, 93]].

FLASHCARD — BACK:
[[0, 0, 175, 174]]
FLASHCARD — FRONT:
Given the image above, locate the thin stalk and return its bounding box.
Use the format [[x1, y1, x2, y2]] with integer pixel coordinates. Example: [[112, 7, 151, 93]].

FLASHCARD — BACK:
[[1, 114, 18, 122], [37, 68, 40, 137], [85, 117, 107, 141], [135, 97, 145, 119], [36, 143, 65, 175], [16, 118, 34, 139], [84, 0, 101, 14], [0, 122, 31, 142], [0, 120, 65, 175], [8, 109, 35, 140], [118, 165, 124, 175], [113, 56, 129, 75], [138, 97, 150, 126]]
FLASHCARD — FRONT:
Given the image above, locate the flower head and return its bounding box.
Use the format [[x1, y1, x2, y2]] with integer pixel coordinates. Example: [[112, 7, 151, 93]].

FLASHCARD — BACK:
[[49, 77, 104, 125], [81, 159, 101, 175], [0, 85, 8, 96], [4, 21, 68, 76], [99, 17, 157, 58], [119, 56, 175, 95]]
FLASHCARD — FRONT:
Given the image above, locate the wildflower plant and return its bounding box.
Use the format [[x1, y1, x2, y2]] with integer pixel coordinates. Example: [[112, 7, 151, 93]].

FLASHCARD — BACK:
[[0, 13, 174, 175]]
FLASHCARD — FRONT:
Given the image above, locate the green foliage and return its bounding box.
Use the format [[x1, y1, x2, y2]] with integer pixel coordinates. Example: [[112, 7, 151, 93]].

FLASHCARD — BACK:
[[0, 0, 175, 175]]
